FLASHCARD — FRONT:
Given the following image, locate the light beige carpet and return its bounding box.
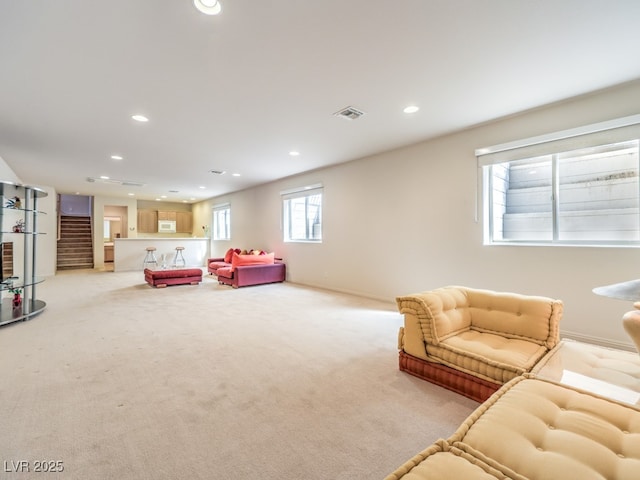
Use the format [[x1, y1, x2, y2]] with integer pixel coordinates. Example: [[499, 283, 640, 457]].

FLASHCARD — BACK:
[[0, 270, 476, 479]]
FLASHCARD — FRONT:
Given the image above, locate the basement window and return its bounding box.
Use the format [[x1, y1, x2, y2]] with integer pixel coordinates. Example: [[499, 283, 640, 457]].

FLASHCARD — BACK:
[[212, 204, 230, 241], [478, 116, 640, 246], [282, 185, 323, 243]]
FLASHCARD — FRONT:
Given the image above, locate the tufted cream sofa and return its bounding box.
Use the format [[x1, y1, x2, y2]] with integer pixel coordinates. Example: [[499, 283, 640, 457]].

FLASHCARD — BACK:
[[396, 286, 564, 401], [389, 286, 640, 480], [385, 374, 640, 480]]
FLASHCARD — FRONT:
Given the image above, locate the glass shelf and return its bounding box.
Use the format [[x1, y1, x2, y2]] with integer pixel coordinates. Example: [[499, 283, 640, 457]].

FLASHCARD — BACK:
[[1, 207, 47, 214], [0, 181, 48, 199], [0, 276, 46, 291], [0, 298, 46, 326]]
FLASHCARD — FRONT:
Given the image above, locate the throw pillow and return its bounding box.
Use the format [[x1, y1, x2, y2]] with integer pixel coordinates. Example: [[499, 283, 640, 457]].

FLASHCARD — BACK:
[[230, 252, 275, 272]]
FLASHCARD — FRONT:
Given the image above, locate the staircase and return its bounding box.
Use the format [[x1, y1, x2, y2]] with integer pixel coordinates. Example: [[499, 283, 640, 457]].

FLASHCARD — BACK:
[[57, 215, 94, 270]]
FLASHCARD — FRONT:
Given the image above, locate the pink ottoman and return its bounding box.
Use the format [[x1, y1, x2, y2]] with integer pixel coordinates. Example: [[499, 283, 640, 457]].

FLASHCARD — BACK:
[[144, 268, 203, 288]]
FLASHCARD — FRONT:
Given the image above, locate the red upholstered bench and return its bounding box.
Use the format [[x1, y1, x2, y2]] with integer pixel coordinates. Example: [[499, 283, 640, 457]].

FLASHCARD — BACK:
[[144, 268, 203, 288]]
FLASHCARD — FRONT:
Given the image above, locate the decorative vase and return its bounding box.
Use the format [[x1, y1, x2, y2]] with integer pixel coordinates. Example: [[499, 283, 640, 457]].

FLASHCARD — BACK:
[[12, 293, 22, 308]]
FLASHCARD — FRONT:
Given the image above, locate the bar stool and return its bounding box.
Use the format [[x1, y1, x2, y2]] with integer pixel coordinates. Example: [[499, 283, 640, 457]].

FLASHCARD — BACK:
[[173, 246, 186, 268], [143, 246, 158, 268]]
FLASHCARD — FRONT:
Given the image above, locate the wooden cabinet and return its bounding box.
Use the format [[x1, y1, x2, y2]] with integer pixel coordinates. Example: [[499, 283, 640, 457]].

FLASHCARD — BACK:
[[137, 209, 158, 233], [176, 211, 192, 233], [158, 211, 177, 221], [104, 244, 114, 262], [138, 210, 192, 234]]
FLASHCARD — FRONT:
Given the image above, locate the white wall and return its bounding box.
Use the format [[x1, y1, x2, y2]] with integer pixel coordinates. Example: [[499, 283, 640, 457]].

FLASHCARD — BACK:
[[194, 79, 640, 350], [93, 195, 138, 268], [59, 194, 92, 216], [1, 155, 57, 278], [0, 155, 22, 184]]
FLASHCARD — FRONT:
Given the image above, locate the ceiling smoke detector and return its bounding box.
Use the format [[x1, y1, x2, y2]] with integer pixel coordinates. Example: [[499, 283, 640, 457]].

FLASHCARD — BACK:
[[333, 106, 366, 120], [209, 169, 226, 175]]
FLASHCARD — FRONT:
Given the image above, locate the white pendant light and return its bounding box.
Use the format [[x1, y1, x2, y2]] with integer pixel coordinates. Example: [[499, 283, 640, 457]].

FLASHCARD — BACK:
[[194, 0, 222, 15]]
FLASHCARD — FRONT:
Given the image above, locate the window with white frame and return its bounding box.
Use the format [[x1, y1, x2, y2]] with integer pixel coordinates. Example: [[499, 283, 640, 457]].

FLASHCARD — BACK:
[[212, 204, 230, 240], [282, 185, 323, 242], [478, 115, 640, 246]]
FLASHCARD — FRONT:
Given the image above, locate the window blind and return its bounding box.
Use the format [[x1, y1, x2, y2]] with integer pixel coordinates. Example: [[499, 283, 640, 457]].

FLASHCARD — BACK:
[[476, 114, 640, 166], [280, 184, 323, 200]]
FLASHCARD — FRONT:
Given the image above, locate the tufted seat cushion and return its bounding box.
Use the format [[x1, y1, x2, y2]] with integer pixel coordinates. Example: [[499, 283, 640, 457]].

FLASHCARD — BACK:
[[384, 440, 515, 480], [450, 376, 640, 479], [429, 331, 550, 384], [386, 376, 640, 479]]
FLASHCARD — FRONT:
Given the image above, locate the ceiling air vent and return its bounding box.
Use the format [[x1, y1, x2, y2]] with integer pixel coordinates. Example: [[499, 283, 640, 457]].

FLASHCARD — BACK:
[[209, 169, 226, 175], [333, 106, 365, 120], [86, 177, 145, 187]]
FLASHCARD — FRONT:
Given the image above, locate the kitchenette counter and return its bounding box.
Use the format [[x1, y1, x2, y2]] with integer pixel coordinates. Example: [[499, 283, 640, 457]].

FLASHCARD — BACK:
[[114, 237, 210, 272]]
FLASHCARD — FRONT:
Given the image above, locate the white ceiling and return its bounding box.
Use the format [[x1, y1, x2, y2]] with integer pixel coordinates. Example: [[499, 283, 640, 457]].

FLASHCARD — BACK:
[[1, 0, 640, 203]]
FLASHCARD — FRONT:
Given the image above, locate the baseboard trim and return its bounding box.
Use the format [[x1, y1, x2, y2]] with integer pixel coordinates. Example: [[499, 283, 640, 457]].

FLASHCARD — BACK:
[[286, 280, 395, 305], [561, 330, 636, 352]]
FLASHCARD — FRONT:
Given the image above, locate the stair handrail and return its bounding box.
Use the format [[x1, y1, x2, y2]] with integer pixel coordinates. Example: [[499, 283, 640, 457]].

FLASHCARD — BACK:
[[57, 211, 61, 241]]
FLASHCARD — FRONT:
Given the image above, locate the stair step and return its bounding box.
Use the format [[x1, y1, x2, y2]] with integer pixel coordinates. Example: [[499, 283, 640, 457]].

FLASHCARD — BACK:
[[57, 254, 93, 261], [57, 264, 94, 271], [57, 215, 94, 271], [57, 258, 93, 265], [60, 230, 91, 234]]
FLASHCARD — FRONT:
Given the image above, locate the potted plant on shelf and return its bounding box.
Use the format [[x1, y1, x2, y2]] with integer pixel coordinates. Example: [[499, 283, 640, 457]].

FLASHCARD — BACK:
[[12, 219, 26, 233], [8, 286, 22, 308]]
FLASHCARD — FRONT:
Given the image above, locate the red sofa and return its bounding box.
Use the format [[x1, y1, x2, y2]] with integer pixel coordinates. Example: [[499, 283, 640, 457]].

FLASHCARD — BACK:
[[207, 250, 286, 288]]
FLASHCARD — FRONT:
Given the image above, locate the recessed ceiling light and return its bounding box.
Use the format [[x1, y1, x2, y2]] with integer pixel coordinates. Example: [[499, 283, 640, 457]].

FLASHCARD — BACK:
[[155, 198, 162, 201], [131, 114, 149, 122], [199, 186, 206, 189], [193, 0, 221, 15], [128, 193, 135, 196], [100, 175, 110, 180], [190, 197, 196, 201], [232, 173, 241, 177], [289, 151, 300, 156], [111, 155, 123, 160], [161, 195, 167, 199], [403, 105, 420, 114]]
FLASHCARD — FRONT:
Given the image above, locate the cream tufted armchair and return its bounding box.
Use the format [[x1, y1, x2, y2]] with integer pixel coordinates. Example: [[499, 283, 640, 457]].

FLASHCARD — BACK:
[[396, 286, 563, 401]]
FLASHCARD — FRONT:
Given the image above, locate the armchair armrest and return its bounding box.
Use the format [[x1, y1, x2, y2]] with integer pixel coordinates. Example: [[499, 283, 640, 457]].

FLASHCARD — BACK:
[[233, 262, 286, 287], [396, 287, 472, 346]]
